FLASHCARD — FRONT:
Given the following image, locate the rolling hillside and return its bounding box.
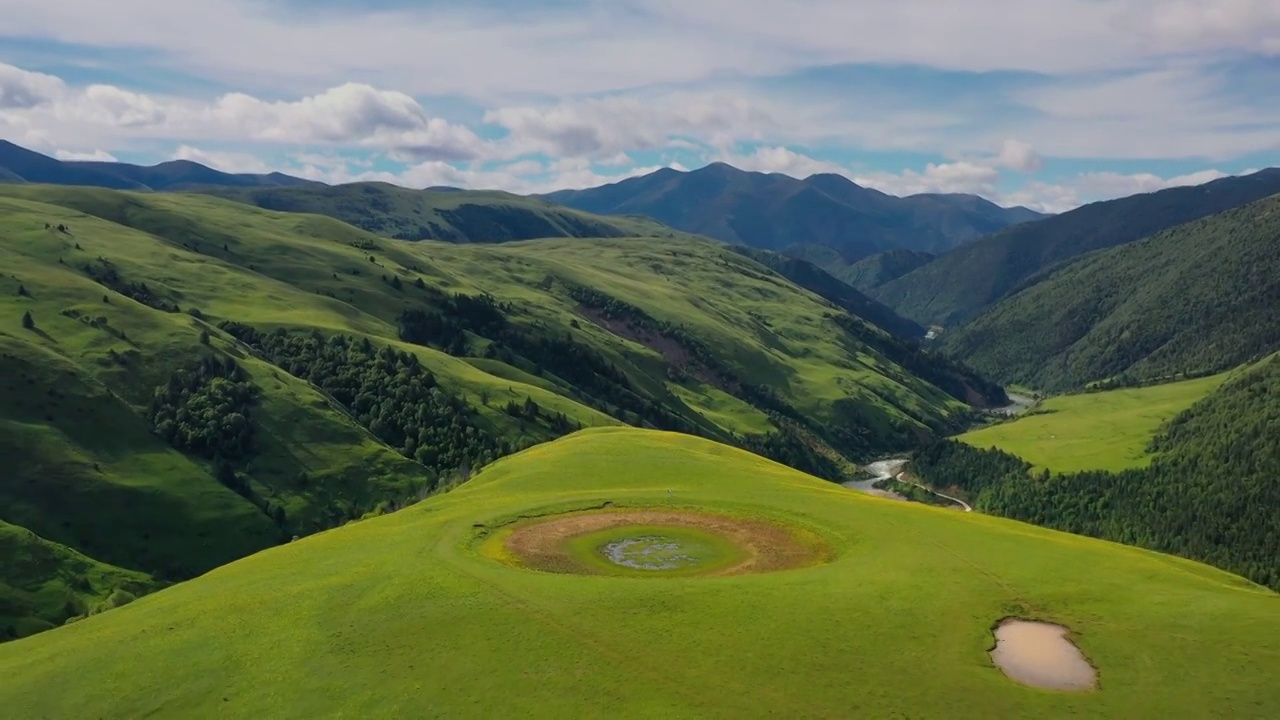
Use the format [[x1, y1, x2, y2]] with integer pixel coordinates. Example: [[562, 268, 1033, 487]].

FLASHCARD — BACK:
[[875, 168, 1280, 326], [912, 355, 1280, 590], [0, 183, 1004, 639], [944, 194, 1280, 391], [544, 163, 1041, 261], [2, 429, 1276, 718]]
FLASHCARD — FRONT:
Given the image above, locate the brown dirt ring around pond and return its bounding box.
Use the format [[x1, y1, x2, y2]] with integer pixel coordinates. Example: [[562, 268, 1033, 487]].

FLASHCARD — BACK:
[[501, 509, 830, 577]]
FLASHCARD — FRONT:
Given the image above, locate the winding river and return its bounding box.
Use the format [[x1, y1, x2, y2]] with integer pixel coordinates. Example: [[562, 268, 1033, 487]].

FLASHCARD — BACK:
[[843, 459, 972, 512]]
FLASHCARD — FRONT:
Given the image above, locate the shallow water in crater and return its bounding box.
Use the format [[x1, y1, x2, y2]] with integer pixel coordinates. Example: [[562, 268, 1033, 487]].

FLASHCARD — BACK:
[[990, 620, 1097, 691], [601, 536, 699, 570]]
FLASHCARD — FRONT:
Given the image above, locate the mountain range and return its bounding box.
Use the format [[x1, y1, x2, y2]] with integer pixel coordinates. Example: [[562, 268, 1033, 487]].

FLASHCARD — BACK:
[[0, 140, 316, 191], [1, 142, 1041, 263], [545, 162, 1044, 263]]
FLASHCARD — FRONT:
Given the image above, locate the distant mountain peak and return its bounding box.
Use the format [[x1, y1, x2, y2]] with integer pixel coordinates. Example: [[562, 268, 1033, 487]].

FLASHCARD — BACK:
[[542, 163, 1041, 264]]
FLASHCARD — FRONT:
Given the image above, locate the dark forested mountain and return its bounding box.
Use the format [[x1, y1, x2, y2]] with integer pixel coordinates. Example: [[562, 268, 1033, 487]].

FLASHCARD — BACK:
[[0, 140, 315, 191], [945, 194, 1280, 392], [836, 248, 937, 293], [200, 183, 685, 242], [874, 168, 1280, 326], [543, 163, 1042, 263], [910, 355, 1280, 590]]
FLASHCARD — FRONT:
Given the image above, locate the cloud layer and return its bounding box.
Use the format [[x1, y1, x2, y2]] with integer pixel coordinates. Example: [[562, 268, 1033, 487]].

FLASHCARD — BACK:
[[0, 0, 1276, 211]]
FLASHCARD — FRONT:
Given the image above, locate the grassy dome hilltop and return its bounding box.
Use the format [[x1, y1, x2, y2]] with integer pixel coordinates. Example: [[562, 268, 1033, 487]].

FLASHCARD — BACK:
[[3, 428, 1278, 718]]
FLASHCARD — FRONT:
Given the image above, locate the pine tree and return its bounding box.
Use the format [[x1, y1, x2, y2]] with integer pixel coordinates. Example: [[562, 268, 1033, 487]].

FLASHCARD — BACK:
[[21, 311, 34, 330]]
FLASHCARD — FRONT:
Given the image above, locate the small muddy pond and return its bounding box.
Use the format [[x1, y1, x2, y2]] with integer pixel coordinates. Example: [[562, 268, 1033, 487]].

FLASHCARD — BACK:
[[990, 620, 1097, 691]]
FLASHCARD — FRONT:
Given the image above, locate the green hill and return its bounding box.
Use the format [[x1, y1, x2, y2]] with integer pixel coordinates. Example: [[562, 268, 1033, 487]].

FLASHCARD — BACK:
[[911, 355, 1280, 590], [202, 182, 684, 242], [2, 429, 1276, 718], [944, 194, 1280, 391], [0, 184, 1002, 638], [958, 372, 1230, 473], [875, 169, 1280, 326]]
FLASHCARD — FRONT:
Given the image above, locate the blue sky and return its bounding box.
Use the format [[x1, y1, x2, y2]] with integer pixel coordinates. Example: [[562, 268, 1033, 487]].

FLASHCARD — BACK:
[[0, 0, 1277, 211]]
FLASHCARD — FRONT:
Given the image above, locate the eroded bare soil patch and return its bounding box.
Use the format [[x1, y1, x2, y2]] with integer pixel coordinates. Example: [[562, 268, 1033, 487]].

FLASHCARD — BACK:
[[504, 509, 827, 576]]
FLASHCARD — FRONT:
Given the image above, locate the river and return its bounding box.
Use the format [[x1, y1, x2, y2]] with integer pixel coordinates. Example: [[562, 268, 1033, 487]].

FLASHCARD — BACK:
[[843, 459, 972, 512]]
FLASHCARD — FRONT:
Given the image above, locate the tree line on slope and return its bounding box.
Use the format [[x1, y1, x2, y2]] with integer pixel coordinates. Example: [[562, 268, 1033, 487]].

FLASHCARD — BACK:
[[941, 195, 1280, 393], [221, 325, 521, 485], [395, 287, 845, 480], [907, 358, 1280, 590]]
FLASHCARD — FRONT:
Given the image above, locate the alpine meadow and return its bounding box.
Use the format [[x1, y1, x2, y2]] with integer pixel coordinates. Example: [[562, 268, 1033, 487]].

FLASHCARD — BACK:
[[2, 8, 1280, 716]]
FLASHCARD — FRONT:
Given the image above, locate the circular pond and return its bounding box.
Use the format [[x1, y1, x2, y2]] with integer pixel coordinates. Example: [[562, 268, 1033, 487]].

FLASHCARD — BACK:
[[488, 509, 829, 578]]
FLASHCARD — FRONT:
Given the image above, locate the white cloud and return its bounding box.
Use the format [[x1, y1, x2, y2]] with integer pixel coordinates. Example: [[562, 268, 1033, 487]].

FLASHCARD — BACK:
[[53, 148, 117, 162], [857, 162, 1002, 197], [719, 146, 849, 178], [3, 0, 1277, 100], [0, 65, 488, 161], [80, 84, 167, 127], [485, 92, 777, 160], [995, 140, 1042, 173], [205, 84, 485, 161], [1071, 169, 1231, 199], [171, 145, 271, 174], [999, 169, 1233, 213], [0, 63, 63, 108]]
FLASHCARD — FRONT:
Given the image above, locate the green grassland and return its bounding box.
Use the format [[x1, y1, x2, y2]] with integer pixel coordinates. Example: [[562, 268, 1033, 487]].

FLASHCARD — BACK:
[[958, 373, 1231, 472], [2, 429, 1276, 718], [0, 184, 993, 638]]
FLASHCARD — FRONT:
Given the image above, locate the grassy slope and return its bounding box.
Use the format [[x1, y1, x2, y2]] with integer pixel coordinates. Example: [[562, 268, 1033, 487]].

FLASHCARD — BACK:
[[958, 372, 1230, 473], [943, 195, 1280, 392], [202, 182, 687, 242], [875, 169, 1280, 327], [2, 429, 1276, 718], [0, 184, 991, 637]]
